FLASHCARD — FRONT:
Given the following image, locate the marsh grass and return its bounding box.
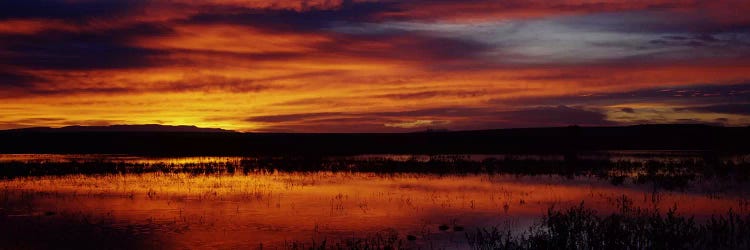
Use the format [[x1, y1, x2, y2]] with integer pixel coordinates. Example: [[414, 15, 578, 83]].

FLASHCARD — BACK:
[[2, 154, 748, 191], [466, 198, 750, 250]]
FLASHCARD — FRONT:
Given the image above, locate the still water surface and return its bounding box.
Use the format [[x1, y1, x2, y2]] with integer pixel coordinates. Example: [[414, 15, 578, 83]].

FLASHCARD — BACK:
[[1, 153, 748, 249]]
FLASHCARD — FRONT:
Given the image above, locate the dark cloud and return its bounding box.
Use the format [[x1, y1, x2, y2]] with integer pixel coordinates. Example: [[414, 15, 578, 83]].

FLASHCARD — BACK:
[[275, 98, 346, 107], [173, 2, 495, 65], [6, 43, 163, 70], [184, 1, 397, 32], [663, 35, 689, 41], [564, 10, 750, 35], [253, 118, 405, 133], [370, 107, 489, 118], [621, 107, 635, 113], [6, 117, 66, 124], [677, 104, 750, 115], [0, 117, 126, 130], [245, 105, 615, 132], [1, 23, 172, 70], [694, 34, 720, 42], [648, 34, 723, 48], [513, 72, 597, 81], [673, 118, 726, 126], [0, 0, 145, 22], [5, 5, 492, 71], [498, 82, 750, 106], [493, 106, 615, 127], [246, 112, 344, 123], [149, 75, 277, 94], [371, 90, 488, 100], [0, 74, 283, 98], [0, 71, 46, 87], [2, 87, 133, 99], [314, 32, 493, 66]]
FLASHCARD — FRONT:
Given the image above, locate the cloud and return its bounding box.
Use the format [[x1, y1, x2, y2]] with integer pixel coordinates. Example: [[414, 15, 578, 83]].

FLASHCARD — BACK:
[[147, 75, 279, 93], [133, 24, 329, 54], [1, 24, 171, 70], [492, 105, 616, 127], [1, 0, 750, 131], [245, 112, 344, 123], [0, 74, 283, 98], [312, 32, 494, 68], [0, 1, 146, 21], [371, 90, 488, 100], [0, 70, 46, 87], [498, 82, 750, 106], [182, 1, 395, 32], [0, 117, 124, 130], [370, 107, 489, 118], [384, 119, 450, 128], [715, 117, 730, 123], [380, 0, 750, 28], [677, 104, 750, 115], [243, 105, 615, 132], [335, 14, 750, 65]]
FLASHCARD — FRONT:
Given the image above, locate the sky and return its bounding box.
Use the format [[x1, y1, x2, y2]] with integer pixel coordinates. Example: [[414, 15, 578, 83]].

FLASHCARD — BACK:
[[1, 0, 749, 132]]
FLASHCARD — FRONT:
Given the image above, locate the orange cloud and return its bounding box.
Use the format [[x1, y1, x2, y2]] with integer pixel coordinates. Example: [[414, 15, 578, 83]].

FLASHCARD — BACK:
[[0, 19, 77, 34], [133, 24, 331, 54]]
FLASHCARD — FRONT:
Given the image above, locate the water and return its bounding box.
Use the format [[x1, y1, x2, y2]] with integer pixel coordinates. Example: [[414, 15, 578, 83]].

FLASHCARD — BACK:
[[1, 153, 749, 249]]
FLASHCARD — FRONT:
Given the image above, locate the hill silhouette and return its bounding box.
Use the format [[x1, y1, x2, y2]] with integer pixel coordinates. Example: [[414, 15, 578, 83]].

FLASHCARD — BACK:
[[1, 124, 748, 155], [7, 124, 234, 133]]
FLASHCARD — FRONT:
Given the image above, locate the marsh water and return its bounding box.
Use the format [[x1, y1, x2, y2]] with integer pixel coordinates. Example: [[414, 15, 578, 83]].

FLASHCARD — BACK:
[[1, 152, 749, 249]]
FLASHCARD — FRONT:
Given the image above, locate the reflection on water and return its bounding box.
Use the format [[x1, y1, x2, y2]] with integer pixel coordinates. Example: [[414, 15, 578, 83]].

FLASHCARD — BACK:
[[1, 153, 749, 249], [4, 151, 747, 164], [0, 154, 246, 164]]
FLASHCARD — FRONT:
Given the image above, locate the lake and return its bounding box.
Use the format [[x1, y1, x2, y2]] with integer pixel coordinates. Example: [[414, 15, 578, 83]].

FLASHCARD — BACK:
[[1, 152, 749, 249]]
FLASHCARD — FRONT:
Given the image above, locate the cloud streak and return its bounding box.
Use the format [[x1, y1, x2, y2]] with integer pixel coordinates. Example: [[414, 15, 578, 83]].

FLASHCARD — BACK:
[[243, 106, 617, 132], [1, 0, 749, 131]]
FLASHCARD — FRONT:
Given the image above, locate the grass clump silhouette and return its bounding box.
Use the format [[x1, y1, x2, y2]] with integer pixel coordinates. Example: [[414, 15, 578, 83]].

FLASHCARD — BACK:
[[466, 196, 750, 250]]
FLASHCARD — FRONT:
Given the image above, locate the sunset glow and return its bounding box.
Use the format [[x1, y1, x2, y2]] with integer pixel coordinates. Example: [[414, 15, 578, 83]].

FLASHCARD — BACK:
[[1, 0, 749, 132]]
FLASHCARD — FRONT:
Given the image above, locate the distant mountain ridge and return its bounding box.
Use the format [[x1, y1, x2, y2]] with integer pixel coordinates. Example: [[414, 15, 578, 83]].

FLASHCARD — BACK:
[[5, 124, 235, 133], [1, 124, 749, 155]]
